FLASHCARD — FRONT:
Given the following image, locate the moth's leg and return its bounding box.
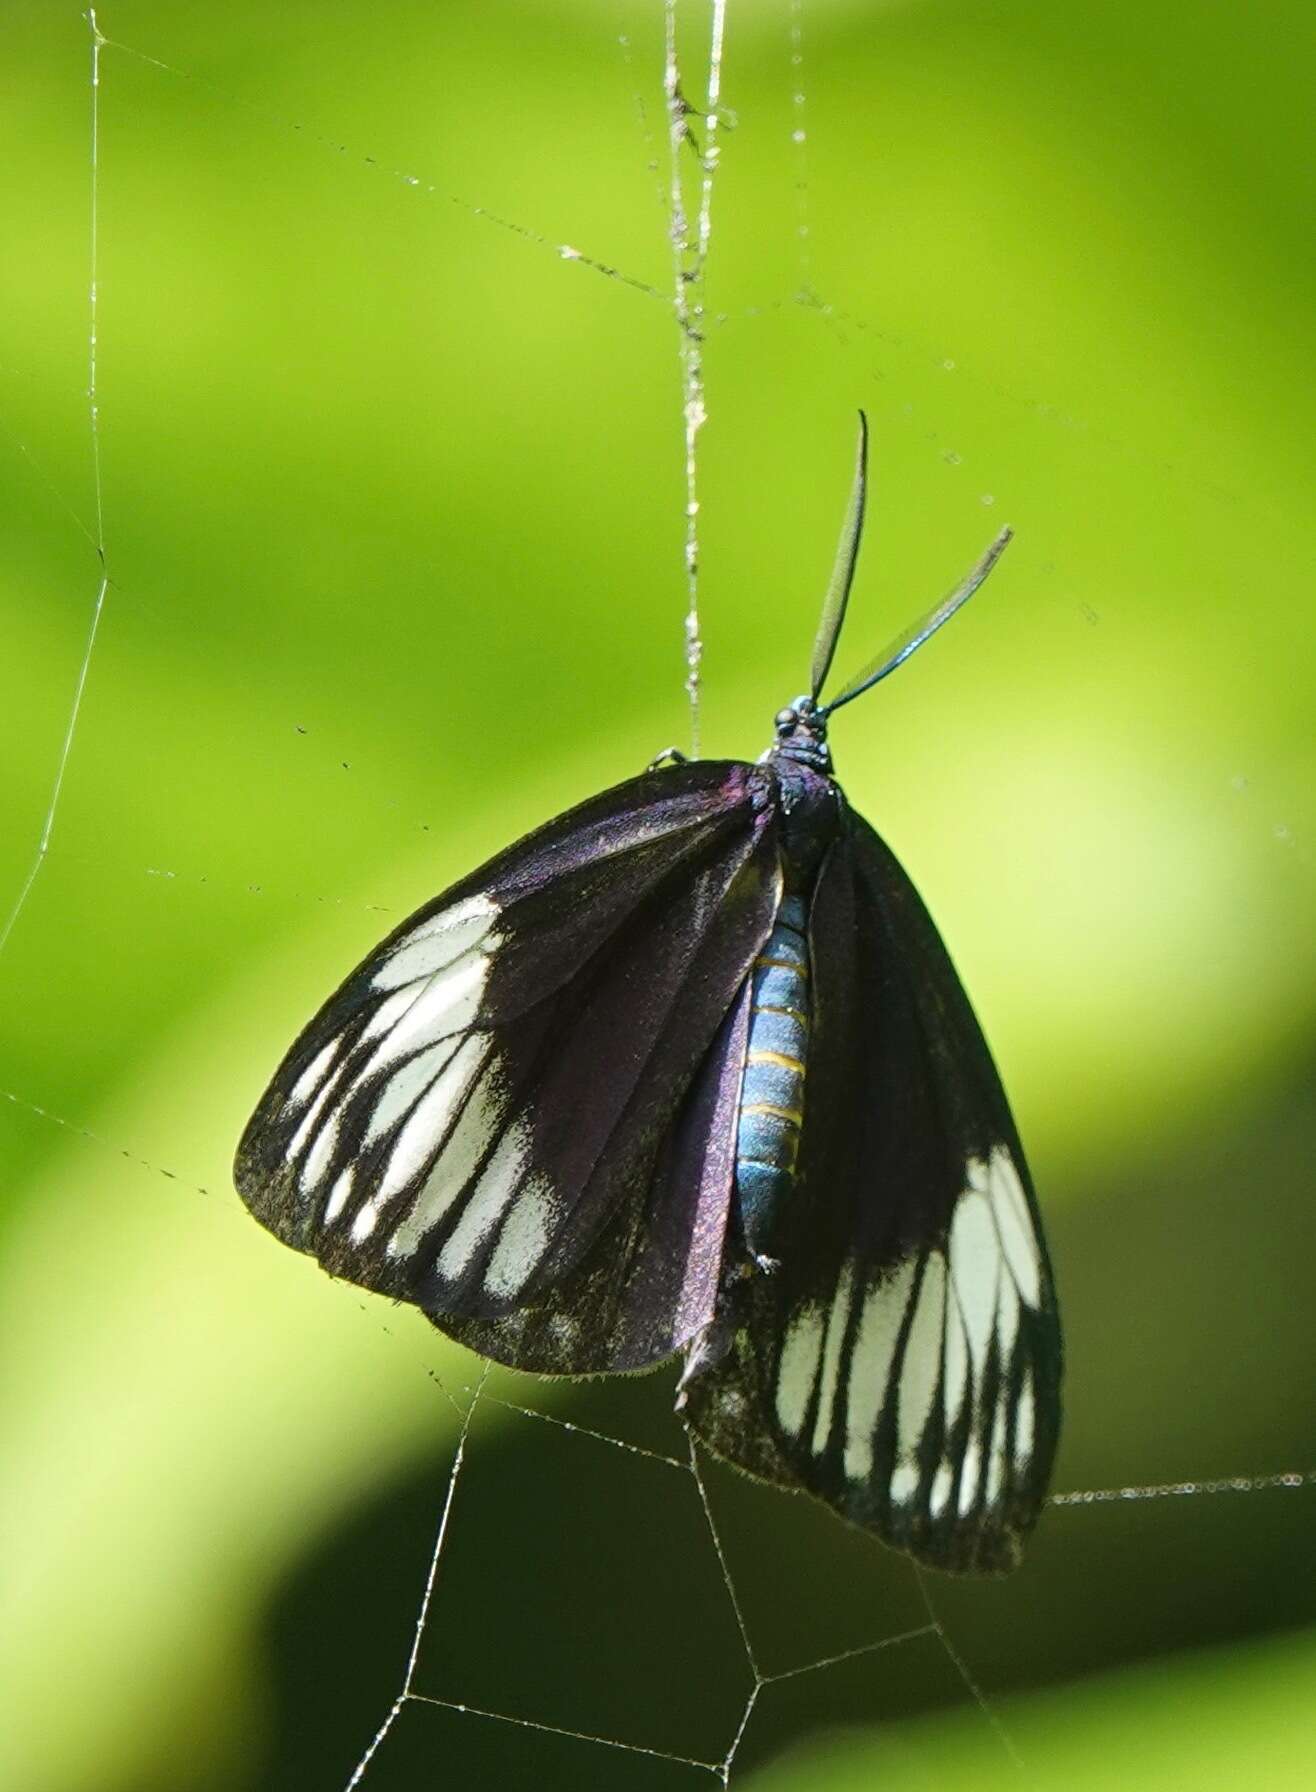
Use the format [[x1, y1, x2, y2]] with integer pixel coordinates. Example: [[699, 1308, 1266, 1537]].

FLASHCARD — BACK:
[[675, 1314, 734, 1403], [647, 746, 689, 772], [726, 1250, 779, 1280]]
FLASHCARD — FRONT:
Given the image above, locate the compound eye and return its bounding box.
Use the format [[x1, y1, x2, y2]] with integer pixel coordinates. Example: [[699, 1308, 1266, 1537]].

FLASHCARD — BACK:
[[774, 707, 796, 732]]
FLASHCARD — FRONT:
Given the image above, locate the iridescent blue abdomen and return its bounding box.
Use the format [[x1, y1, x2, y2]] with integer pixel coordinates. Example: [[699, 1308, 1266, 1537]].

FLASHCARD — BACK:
[[735, 893, 810, 1254]]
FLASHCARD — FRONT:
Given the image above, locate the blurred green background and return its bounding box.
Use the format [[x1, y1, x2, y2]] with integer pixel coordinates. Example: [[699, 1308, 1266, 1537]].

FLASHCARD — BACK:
[[1, 1, 1313, 1787]]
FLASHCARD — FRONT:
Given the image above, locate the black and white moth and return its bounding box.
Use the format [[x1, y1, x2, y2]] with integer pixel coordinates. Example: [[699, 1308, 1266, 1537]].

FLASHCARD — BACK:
[[236, 417, 1061, 1573]]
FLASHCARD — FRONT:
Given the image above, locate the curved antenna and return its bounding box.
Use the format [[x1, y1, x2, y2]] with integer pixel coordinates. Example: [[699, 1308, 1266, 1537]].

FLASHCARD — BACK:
[[820, 526, 1014, 717], [809, 411, 869, 703]]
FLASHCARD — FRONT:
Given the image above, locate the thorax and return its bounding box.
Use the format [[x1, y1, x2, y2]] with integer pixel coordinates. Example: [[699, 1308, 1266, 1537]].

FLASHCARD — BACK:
[[767, 751, 843, 892]]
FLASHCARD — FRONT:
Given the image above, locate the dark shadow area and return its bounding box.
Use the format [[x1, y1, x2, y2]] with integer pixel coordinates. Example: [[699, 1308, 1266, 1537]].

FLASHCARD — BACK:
[[251, 1053, 1316, 1790]]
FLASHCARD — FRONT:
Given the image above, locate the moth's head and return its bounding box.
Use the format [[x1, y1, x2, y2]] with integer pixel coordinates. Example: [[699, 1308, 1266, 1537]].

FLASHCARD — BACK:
[[769, 695, 832, 773]]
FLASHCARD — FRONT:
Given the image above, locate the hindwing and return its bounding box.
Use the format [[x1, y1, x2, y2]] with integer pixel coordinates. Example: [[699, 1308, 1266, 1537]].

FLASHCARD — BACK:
[[682, 807, 1061, 1573]]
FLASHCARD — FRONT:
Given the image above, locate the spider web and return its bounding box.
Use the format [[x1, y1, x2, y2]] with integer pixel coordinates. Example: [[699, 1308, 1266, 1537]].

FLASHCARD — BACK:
[[1, 5, 1313, 1790]]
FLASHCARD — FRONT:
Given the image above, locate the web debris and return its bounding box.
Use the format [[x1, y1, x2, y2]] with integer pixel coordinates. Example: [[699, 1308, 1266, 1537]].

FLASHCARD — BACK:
[[1050, 1469, 1316, 1507], [90, 24, 668, 304], [616, 31, 669, 221], [340, 1373, 970, 1788], [0, 9, 109, 963], [344, 1372, 488, 1790], [665, 0, 730, 756], [787, 0, 813, 297]]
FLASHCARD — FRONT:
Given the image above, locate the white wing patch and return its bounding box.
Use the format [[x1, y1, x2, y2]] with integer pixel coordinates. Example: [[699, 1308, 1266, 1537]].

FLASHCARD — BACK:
[[483, 1173, 560, 1299], [929, 1459, 956, 1518], [275, 892, 507, 1263], [301, 1109, 343, 1194], [376, 1034, 492, 1203], [949, 1185, 999, 1379], [944, 1147, 1048, 1528], [843, 1259, 916, 1481], [332, 1035, 496, 1246], [380, 949, 490, 1042], [362, 1038, 460, 1148], [323, 1165, 355, 1227], [287, 1038, 341, 1111], [775, 1303, 826, 1437], [384, 1041, 500, 1257], [371, 895, 499, 992], [289, 1060, 349, 1171], [890, 1459, 921, 1504], [279, 871, 563, 1293], [896, 1254, 945, 1466], [958, 1436, 983, 1517], [987, 1147, 1043, 1307], [437, 1114, 535, 1282], [358, 985, 419, 1049], [995, 1269, 1021, 1364], [808, 1144, 1048, 1539]]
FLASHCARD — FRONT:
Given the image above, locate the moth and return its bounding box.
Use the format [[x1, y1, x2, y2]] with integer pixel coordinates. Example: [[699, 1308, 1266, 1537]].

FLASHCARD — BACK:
[[236, 416, 1061, 1573]]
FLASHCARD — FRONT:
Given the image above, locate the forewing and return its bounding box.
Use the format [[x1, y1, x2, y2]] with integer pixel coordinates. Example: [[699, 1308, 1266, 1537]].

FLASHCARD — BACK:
[[442, 975, 757, 1375], [683, 808, 1060, 1573], [235, 761, 779, 1369]]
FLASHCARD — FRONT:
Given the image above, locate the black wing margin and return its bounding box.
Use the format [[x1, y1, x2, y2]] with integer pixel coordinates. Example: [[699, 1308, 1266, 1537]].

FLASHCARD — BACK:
[[236, 761, 780, 1374], [683, 807, 1061, 1572]]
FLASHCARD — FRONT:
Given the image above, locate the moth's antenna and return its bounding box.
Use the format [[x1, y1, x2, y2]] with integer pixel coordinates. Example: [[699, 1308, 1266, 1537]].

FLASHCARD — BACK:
[[819, 526, 1013, 718], [809, 410, 869, 704]]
